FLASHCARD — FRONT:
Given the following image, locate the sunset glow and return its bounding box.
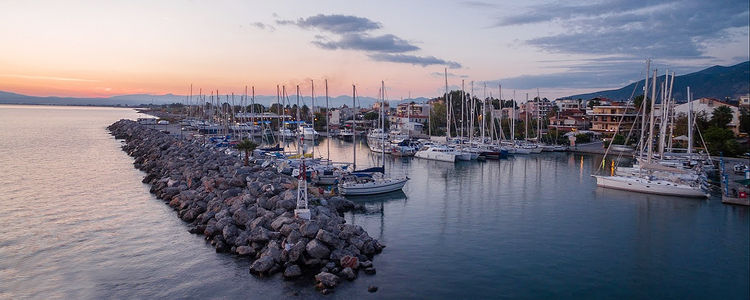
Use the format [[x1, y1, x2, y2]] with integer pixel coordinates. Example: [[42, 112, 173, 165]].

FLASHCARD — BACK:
[[1, 0, 747, 99]]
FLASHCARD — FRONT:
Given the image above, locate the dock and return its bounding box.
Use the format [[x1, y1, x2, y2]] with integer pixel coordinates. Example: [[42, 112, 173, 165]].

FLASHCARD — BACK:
[[719, 158, 749, 206]]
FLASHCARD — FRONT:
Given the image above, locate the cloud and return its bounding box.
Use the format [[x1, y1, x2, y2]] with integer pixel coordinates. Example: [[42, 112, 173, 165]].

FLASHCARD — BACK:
[[277, 14, 381, 34], [312, 33, 419, 53], [484, 58, 711, 92], [369, 54, 461, 68], [250, 22, 275, 32], [276, 14, 462, 68], [494, 0, 749, 60], [0, 74, 99, 82], [430, 72, 469, 78], [461, 1, 496, 8]]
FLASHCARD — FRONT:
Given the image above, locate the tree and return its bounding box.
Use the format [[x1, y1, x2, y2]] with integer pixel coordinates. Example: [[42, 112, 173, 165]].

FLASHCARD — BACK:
[[711, 106, 733, 128], [363, 111, 379, 120], [703, 127, 738, 156], [694, 112, 710, 131], [633, 95, 652, 112], [546, 105, 559, 119], [740, 108, 750, 134], [429, 102, 447, 136], [575, 133, 591, 143], [313, 112, 327, 131], [235, 139, 258, 166], [587, 98, 601, 109]]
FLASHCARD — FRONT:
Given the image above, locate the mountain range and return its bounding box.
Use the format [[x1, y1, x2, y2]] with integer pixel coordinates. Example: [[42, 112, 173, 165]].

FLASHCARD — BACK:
[[0, 90, 428, 108], [2, 61, 747, 107], [563, 61, 749, 102]]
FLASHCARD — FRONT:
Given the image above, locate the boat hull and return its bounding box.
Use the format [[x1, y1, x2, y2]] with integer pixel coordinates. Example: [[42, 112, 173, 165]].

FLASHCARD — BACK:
[[592, 175, 708, 198], [339, 177, 408, 195], [414, 151, 456, 162]]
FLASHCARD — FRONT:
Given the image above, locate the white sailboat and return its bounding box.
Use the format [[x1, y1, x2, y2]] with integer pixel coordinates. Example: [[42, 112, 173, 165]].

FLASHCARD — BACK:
[[593, 61, 708, 198], [339, 82, 408, 196]]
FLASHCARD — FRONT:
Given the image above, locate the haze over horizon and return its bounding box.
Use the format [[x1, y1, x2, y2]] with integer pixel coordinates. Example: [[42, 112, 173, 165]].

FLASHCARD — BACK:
[[1, 0, 748, 101]]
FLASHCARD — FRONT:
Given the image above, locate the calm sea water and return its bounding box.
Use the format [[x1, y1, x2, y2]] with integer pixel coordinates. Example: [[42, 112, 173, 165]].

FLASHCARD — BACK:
[[0, 105, 747, 299]]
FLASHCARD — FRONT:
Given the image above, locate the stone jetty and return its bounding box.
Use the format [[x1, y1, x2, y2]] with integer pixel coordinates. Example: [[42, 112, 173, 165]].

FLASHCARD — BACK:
[[108, 119, 384, 293]]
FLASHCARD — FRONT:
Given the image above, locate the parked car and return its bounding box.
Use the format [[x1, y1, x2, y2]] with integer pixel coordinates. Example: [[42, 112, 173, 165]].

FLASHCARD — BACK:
[[733, 164, 748, 175]]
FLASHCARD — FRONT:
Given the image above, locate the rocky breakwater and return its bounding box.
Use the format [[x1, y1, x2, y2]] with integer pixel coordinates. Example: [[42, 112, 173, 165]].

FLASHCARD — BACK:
[[108, 119, 384, 294]]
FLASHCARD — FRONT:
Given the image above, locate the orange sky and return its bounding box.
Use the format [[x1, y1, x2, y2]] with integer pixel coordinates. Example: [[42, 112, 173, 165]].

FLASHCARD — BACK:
[[1, 1, 747, 100]]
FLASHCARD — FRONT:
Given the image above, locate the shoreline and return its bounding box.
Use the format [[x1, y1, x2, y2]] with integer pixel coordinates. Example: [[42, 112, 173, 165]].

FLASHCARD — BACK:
[[107, 119, 384, 294]]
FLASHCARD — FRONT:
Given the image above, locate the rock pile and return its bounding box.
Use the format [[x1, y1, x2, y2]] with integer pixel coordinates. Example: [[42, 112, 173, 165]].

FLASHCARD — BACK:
[[108, 119, 384, 293]]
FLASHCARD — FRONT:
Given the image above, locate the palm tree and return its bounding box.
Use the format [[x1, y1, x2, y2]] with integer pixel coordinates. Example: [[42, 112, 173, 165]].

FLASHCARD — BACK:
[[236, 139, 258, 166]]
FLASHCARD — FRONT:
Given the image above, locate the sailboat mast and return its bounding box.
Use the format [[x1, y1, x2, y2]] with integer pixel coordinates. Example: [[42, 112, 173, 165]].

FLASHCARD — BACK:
[[525, 93, 529, 141], [381, 81, 386, 169], [461, 80, 465, 139], [512, 90, 516, 142], [647, 69, 658, 164], [667, 72, 676, 152], [480, 82, 487, 144], [498, 84, 504, 141], [470, 81, 474, 141], [296, 85, 301, 156], [658, 70, 668, 158], [639, 59, 650, 159], [311, 80, 315, 158], [352, 85, 357, 171], [687, 86, 693, 154], [445, 68, 450, 139], [537, 88, 541, 142], [325, 79, 330, 162], [276, 85, 281, 142]]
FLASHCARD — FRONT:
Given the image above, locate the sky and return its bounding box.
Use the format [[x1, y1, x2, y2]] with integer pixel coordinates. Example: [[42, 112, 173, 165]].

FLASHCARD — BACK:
[[0, 0, 748, 101]]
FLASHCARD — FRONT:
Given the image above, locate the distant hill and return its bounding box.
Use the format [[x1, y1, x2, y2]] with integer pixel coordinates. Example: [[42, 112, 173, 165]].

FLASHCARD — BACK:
[[0, 90, 430, 108], [563, 61, 749, 102]]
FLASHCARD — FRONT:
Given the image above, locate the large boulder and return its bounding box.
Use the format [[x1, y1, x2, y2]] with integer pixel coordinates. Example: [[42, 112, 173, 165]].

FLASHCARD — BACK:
[[339, 267, 356, 281], [283, 264, 302, 279], [249, 256, 276, 274], [315, 229, 340, 248], [305, 239, 330, 259], [236, 246, 255, 256], [261, 241, 282, 263], [314, 272, 340, 288], [270, 216, 294, 231], [232, 209, 251, 226], [248, 226, 270, 243], [300, 221, 320, 238], [287, 240, 306, 262]]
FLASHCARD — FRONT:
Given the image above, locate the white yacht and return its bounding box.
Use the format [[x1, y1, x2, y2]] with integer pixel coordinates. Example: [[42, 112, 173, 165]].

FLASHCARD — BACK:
[[415, 145, 457, 162], [338, 82, 409, 196], [592, 175, 709, 198], [297, 124, 319, 140], [338, 128, 354, 141], [367, 128, 390, 153], [339, 173, 409, 195], [280, 128, 296, 140]]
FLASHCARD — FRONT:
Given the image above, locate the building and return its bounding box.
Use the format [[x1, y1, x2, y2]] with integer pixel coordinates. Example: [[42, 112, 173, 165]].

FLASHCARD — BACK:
[[588, 104, 639, 136], [372, 101, 390, 111], [739, 95, 750, 109], [548, 109, 588, 132], [673, 97, 741, 133], [554, 98, 584, 111], [499, 107, 519, 120], [388, 102, 430, 134], [519, 98, 554, 119], [329, 105, 356, 125]]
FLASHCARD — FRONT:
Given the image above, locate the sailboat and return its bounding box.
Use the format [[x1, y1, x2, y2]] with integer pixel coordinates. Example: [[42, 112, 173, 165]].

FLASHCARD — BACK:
[[592, 61, 708, 198], [339, 83, 409, 196]]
